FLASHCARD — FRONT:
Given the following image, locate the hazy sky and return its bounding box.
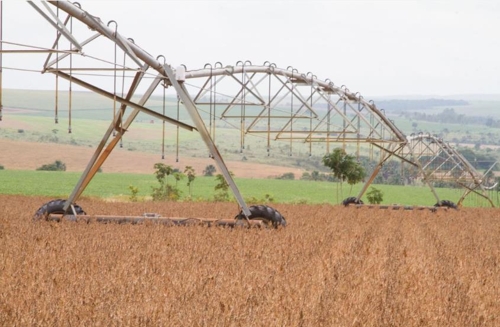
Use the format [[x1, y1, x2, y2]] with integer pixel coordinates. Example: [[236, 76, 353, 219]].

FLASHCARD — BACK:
[[1, 0, 499, 97]]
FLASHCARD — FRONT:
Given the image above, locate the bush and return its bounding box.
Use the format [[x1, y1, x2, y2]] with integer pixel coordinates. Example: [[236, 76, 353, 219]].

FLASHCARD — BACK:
[[36, 160, 66, 171], [151, 163, 181, 201], [276, 172, 295, 180], [203, 164, 216, 176], [128, 185, 139, 202], [0, 164, 4, 170], [245, 193, 275, 204], [367, 187, 384, 204]]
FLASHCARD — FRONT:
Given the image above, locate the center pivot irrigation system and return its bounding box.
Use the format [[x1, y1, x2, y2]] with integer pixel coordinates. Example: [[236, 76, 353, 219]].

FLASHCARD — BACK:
[[0, 1, 495, 227]]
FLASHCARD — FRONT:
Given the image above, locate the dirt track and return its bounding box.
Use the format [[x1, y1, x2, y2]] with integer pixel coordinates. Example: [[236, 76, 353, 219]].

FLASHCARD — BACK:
[[1, 195, 499, 326]]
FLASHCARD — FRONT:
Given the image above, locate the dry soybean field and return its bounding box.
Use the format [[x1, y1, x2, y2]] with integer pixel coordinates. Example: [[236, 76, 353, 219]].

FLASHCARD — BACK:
[[1, 195, 500, 326]]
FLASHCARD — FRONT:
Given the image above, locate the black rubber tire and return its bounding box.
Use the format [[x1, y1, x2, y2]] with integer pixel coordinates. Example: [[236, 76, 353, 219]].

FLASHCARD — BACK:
[[434, 200, 458, 210], [33, 199, 86, 221], [342, 197, 364, 206], [235, 205, 286, 228]]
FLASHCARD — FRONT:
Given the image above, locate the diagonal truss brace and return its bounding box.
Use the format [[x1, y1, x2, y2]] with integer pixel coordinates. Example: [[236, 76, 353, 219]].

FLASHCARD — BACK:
[[163, 64, 251, 217]]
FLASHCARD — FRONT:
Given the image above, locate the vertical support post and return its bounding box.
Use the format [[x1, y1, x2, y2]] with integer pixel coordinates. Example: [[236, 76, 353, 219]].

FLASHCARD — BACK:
[[326, 93, 331, 154], [157, 55, 167, 160], [176, 96, 180, 162], [0, 1, 3, 122], [212, 75, 217, 143], [161, 84, 166, 159], [357, 101, 361, 159], [289, 73, 294, 156], [108, 21, 118, 137], [356, 143, 399, 201], [342, 99, 347, 151], [309, 81, 313, 157], [54, 5, 59, 123], [267, 71, 271, 156], [67, 15, 73, 134], [240, 65, 245, 153]]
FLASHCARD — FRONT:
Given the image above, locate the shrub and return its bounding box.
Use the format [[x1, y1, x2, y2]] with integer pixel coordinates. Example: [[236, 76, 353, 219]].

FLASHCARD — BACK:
[[245, 193, 275, 204], [214, 173, 234, 202], [277, 172, 295, 180], [151, 163, 181, 201], [36, 160, 66, 171], [367, 187, 384, 204], [128, 185, 139, 202], [203, 164, 216, 176], [0, 164, 4, 170]]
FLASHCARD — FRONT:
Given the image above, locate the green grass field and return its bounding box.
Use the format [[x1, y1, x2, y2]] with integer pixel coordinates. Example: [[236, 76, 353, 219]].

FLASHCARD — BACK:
[[0, 170, 495, 208]]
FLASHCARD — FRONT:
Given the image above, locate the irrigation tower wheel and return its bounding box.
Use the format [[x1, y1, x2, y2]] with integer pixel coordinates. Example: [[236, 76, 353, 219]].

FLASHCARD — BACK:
[[342, 197, 364, 206], [235, 205, 286, 228], [33, 199, 86, 221], [434, 200, 458, 210]]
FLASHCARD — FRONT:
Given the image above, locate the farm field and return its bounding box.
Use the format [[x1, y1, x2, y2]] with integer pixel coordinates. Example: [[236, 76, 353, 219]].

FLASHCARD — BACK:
[[3, 89, 500, 172], [1, 195, 499, 326], [0, 139, 305, 178], [1, 169, 492, 207]]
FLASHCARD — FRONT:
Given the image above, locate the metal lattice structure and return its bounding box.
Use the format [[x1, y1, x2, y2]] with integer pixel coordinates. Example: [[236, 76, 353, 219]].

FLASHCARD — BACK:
[[0, 1, 495, 215], [398, 133, 495, 207]]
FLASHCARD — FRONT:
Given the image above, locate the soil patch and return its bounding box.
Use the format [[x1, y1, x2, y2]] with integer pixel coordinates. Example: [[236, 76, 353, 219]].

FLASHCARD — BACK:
[[0, 139, 304, 178]]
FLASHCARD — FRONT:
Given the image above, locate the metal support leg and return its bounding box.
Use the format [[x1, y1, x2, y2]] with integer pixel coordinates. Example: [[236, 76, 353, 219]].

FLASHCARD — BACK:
[[163, 65, 251, 217], [356, 143, 403, 201], [63, 73, 182, 210]]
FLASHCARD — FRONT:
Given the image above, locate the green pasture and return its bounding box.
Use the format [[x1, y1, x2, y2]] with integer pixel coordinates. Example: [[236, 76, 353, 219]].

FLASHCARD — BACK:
[[0, 170, 495, 207]]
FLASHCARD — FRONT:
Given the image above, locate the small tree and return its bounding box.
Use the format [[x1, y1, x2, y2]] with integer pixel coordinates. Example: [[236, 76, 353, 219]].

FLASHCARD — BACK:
[[322, 148, 366, 202], [128, 185, 139, 202], [173, 171, 185, 187], [214, 172, 234, 202], [184, 166, 196, 197], [367, 187, 384, 204], [151, 163, 181, 201], [154, 163, 174, 185], [203, 164, 216, 176]]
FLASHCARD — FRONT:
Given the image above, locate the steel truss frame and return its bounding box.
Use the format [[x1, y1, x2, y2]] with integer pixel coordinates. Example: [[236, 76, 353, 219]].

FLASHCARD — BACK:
[[0, 1, 494, 209], [399, 133, 495, 207]]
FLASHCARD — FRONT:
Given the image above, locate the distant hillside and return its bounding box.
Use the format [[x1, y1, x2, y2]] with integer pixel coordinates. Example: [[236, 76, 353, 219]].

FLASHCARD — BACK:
[[373, 99, 469, 112]]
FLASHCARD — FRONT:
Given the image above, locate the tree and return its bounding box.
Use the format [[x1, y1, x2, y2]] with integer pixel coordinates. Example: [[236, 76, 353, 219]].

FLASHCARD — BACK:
[[184, 166, 196, 197], [322, 148, 366, 202], [203, 164, 216, 176], [322, 148, 365, 184], [173, 171, 185, 187], [214, 172, 234, 201], [153, 163, 174, 185], [151, 163, 181, 201]]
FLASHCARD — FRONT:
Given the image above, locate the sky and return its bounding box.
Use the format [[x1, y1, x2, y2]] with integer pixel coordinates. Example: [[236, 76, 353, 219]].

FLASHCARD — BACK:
[[1, 0, 499, 98]]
